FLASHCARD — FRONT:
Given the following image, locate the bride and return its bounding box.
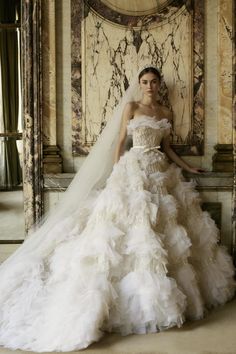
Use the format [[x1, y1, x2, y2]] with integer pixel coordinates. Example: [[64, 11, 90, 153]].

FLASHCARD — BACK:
[[0, 64, 235, 352]]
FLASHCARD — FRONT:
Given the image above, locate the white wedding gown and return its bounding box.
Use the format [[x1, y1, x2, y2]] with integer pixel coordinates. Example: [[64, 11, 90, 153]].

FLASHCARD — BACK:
[[0, 116, 235, 352]]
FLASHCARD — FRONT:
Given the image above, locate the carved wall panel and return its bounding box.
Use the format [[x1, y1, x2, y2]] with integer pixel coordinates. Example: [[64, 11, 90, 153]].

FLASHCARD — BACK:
[[71, 0, 204, 156]]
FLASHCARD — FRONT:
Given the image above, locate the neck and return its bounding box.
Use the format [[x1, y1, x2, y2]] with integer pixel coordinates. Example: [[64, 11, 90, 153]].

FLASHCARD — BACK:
[[140, 96, 157, 107]]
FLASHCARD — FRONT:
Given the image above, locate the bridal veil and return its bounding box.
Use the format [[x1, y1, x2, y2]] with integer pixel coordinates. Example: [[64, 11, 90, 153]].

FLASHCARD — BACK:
[[0, 64, 160, 272]]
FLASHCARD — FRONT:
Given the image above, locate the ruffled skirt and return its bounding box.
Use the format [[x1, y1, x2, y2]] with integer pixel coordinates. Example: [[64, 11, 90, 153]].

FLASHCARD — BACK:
[[0, 148, 235, 352]]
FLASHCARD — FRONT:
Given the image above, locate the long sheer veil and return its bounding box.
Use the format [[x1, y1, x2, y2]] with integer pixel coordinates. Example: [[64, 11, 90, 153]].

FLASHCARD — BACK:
[[0, 64, 159, 273]]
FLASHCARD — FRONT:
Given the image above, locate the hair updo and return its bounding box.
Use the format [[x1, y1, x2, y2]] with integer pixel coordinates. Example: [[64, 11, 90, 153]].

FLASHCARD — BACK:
[[138, 66, 161, 82]]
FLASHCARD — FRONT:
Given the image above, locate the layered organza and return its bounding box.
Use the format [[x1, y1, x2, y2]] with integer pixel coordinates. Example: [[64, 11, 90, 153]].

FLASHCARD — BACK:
[[0, 116, 235, 352]]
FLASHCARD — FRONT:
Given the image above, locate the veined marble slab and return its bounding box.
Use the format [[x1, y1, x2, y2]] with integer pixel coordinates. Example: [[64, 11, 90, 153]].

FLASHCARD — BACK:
[[71, 0, 205, 156]]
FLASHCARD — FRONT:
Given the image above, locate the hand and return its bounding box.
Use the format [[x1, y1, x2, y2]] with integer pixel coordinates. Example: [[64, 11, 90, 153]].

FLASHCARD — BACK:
[[187, 167, 206, 174]]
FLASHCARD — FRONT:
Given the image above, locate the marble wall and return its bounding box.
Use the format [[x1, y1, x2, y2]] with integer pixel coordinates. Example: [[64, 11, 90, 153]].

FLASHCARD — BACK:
[[55, 0, 74, 172], [57, 0, 222, 172], [218, 0, 233, 145], [51, 0, 235, 161], [39, 0, 236, 257], [233, 0, 236, 259], [71, 0, 205, 156], [42, 0, 57, 146]]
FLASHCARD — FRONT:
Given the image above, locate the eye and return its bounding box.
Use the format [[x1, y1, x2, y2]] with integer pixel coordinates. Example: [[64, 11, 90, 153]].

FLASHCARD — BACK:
[[141, 80, 148, 84]]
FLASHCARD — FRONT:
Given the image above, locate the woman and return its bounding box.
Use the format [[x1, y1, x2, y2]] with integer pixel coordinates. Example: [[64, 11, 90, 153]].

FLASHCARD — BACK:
[[115, 66, 203, 173], [0, 65, 235, 352]]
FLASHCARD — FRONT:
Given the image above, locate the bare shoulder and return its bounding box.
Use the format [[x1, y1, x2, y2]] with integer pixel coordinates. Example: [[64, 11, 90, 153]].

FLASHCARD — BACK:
[[123, 101, 138, 119], [124, 101, 138, 112], [159, 105, 173, 121]]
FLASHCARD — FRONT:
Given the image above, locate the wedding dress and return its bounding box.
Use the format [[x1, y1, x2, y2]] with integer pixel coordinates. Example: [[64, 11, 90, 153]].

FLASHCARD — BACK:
[[0, 114, 235, 352]]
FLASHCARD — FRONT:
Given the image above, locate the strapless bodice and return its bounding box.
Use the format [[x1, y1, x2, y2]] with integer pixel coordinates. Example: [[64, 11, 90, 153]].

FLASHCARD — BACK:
[[127, 115, 171, 149]]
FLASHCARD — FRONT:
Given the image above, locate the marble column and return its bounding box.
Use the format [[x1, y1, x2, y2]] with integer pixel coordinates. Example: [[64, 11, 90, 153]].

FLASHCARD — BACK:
[[22, 0, 43, 232], [42, 0, 62, 173], [213, 0, 234, 172], [232, 0, 236, 261]]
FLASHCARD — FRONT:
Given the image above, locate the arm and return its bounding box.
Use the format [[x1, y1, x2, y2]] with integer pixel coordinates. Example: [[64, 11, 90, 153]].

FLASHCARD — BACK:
[[162, 111, 204, 174], [114, 103, 134, 163]]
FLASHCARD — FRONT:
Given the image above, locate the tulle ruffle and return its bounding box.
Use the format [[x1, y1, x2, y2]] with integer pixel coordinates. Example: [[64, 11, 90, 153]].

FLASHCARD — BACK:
[[0, 143, 235, 352]]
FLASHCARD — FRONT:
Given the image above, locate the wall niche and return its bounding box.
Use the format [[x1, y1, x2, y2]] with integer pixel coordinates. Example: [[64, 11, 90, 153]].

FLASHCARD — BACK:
[[71, 0, 205, 156]]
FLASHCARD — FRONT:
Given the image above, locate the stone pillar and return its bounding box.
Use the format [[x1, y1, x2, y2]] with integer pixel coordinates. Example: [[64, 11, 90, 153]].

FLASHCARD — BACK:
[[42, 0, 62, 173], [22, 0, 43, 232], [232, 0, 236, 262], [213, 0, 233, 172]]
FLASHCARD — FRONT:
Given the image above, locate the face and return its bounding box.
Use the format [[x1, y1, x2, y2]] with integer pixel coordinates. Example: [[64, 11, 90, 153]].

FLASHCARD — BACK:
[[139, 72, 160, 97]]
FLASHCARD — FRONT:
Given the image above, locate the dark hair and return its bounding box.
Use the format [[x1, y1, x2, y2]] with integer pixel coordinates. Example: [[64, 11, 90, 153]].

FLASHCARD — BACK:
[[138, 67, 161, 82]]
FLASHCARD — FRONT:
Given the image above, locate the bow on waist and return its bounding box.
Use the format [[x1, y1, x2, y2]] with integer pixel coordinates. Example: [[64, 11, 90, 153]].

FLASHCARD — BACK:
[[132, 145, 164, 154]]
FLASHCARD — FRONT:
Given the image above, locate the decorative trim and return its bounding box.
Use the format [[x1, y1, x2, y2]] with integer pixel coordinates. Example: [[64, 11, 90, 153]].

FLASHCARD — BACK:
[[22, 0, 43, 233]]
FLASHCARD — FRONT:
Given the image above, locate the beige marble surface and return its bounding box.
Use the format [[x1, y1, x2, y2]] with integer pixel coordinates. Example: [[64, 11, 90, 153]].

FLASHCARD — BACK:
[[81, 7, 192, 149], [55, 0, 75, 172], [203, 0, 219, 169], [181, 0, 219, 171], [54, 0, 224, 172], [42, 0, 57, 146], [52, 0, 234, 172], [218, 0, 233, 144]]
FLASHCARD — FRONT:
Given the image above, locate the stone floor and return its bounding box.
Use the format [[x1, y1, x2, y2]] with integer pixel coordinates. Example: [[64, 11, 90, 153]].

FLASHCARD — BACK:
[[0, 190, 24, 241], [0, 298, 235, 354]]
